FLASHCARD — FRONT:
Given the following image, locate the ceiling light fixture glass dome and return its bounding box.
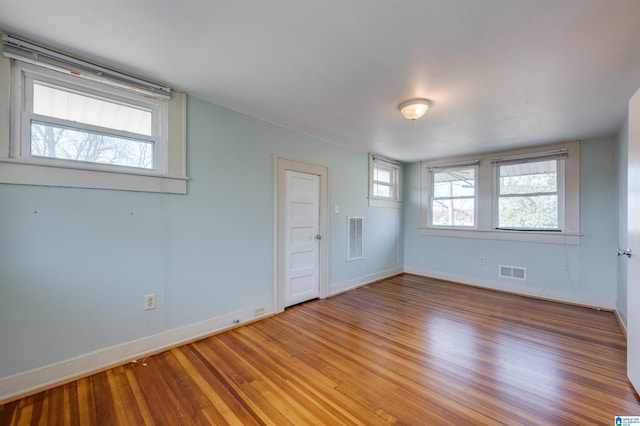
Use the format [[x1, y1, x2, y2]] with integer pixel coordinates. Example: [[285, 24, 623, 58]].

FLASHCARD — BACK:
[[399, 98, 431, 120]]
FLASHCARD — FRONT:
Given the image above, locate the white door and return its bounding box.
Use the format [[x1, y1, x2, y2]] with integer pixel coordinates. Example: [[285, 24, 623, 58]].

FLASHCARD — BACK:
[[284, 170, 320, 307], [628, 87, 640, 392]]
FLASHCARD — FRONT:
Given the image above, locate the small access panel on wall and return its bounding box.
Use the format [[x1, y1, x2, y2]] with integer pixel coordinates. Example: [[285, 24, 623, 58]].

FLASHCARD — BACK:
[[347, 216, 363, 261]]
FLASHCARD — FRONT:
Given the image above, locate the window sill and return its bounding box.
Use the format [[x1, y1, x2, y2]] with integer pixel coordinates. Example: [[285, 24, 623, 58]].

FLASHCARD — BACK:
[[0, 159, 188, 194], [419, 227, 581, 244], [369, 198, 401, 208]]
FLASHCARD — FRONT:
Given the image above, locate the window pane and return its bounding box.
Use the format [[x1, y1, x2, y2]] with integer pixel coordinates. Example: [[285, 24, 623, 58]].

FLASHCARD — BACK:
[[33, 82, 153, 136], [432, 198, 475, 226], [373, 182, 392, 198], [499, 160, 557, 195], [31, 121, 154, 169], [374, 167, 392, 184], [433, 168, 475, 197], [498, 195, 558, 229]]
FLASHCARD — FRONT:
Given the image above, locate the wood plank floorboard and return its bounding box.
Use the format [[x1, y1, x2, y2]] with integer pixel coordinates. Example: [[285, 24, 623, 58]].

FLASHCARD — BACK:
[[1, 274, 638, 425]]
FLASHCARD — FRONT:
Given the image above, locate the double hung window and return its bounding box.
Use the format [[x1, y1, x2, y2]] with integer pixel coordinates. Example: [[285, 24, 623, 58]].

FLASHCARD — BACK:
[[420, 142, 579, 244], [429, 164, 477, 228], [373, 163, 396, 199], [24, 71, 159, 170], [495, 154, 566, 231], [1, 34, 187, 193], [369, 154, 402, 208]]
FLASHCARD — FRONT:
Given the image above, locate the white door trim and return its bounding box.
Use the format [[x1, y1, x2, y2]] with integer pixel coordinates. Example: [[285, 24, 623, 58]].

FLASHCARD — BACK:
[[627, 87, 640, 393], [275, 157, 328, 313]]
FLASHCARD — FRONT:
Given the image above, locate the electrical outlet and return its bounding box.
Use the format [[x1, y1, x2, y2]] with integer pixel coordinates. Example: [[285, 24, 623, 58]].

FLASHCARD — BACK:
[[254, 307, 265, 317], [144, 293, 156, 310]]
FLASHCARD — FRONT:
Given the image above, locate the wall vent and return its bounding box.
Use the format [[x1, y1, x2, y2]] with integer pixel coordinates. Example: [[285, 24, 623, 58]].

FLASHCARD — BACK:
[[347, 216, 363, 261], [499, 264, 526, 280]]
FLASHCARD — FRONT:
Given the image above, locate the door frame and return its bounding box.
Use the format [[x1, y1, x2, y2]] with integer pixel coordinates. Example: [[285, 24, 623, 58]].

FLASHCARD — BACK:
[[275, 157, 329, 313], [627, 87, 640, 393]]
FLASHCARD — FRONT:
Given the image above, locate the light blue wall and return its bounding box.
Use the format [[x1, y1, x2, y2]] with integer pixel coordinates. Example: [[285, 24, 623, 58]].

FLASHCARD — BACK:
[[0, 95, 403, 379], [0, 93, 622, 385], [616, 117, 629, 327], [404, 137, 618, 305]]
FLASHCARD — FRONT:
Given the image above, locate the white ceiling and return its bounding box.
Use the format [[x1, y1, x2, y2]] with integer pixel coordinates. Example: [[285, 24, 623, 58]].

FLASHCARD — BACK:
[[2, 0, 640, 162]]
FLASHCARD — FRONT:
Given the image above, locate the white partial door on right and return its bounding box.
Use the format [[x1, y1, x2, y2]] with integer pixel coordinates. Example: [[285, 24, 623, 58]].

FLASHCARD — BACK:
[[627, 87, 640, 393], [284, 170, 320, 307]]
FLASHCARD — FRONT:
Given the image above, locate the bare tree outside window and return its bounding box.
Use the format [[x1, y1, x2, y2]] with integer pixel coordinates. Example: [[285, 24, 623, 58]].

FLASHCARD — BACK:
[[29, 81, 155, 169], [497, 160, 559, 230], [31, 123, 154, 169]]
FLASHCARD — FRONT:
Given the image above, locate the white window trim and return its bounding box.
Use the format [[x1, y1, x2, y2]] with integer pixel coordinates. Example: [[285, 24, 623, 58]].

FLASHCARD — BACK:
[[369, 153, 402, 208], [420, 141, 580, 244], [0, 54, 188, 194]]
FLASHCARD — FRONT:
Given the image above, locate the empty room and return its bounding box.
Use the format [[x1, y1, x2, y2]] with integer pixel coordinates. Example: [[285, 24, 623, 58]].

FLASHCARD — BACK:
[[1, 0, 640, 424]]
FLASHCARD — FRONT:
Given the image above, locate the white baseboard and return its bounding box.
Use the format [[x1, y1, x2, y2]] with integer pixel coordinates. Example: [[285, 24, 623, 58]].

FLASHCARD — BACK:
[[1, 266, 403, 403], [4, 266, 613, 403], [329, 267, 403, 296], [615, 309, 628, 336], [404, 267, 615, 310], [0, 264, 403, 404], [0, 305, 273, 403]]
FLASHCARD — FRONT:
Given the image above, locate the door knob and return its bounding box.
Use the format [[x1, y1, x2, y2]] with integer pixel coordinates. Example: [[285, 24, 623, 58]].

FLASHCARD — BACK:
[[617, 248, 632, 258], [315, 234, 322, 240]]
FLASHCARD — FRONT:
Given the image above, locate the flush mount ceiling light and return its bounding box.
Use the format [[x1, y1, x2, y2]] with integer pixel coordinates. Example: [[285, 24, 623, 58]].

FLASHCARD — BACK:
[[398, 98, 431, 121]]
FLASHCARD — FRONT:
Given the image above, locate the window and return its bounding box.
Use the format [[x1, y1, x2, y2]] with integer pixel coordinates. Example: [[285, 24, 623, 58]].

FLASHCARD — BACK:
[[369, 154, 402, 208], [0, 34, 187, 193], [420, 142, 580, 244], [26, 76, 158, 170], [429, 164, 477, 228], [373, 165, 395, 198], [495, 156, 565, 230]]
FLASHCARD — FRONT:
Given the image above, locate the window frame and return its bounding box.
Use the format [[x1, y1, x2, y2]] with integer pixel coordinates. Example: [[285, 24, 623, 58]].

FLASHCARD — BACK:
[[420, 142, 580, 244], [0, 54, 187, 194], [428, 163, 478, 229], [19, 65, 164, 171], [369, 153, 402, 208], [494, 156, 565, 231]]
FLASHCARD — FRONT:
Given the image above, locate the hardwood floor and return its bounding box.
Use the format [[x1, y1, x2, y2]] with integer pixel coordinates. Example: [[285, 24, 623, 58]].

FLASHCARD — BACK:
[[1, 274, 638, 425]]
